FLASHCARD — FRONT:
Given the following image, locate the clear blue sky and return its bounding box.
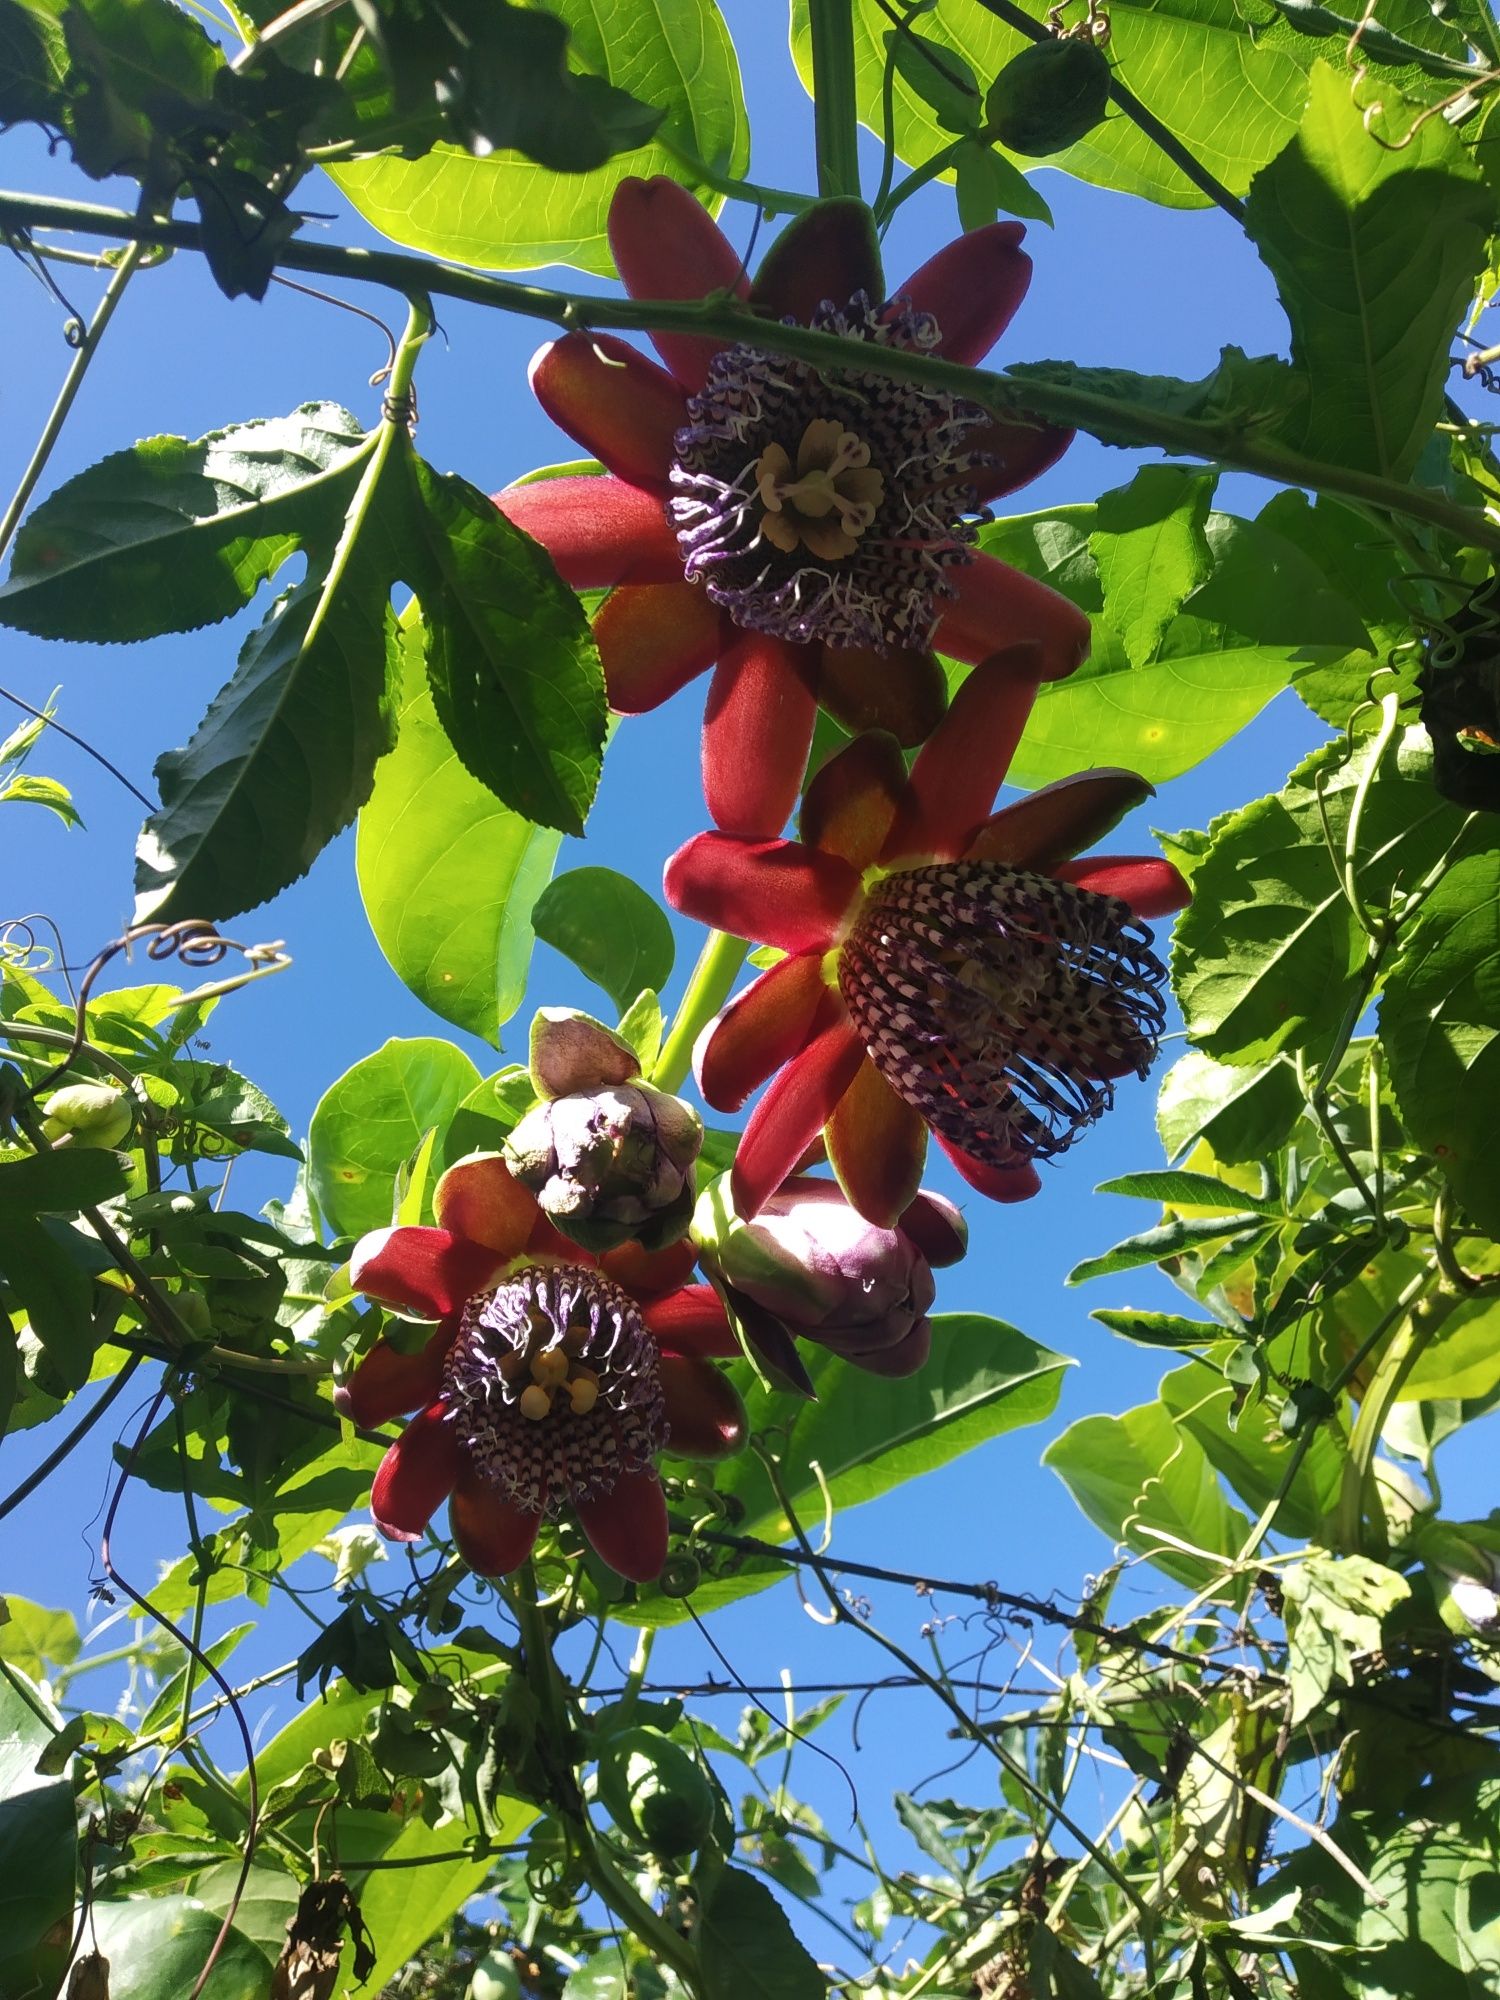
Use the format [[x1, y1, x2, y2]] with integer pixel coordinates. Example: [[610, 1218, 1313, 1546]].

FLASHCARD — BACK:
[[3, 0, 1492, 1950]]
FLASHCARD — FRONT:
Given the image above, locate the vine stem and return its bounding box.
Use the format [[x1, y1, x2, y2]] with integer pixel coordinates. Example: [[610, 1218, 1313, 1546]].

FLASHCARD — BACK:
[[1334, 1265, 1445, 1551], [808, 0, 864, 199], [509, 1570, 705, 1997], [652, 929, 749, 1094], [3, 188, 1495, 555], [0, 238, 147, 565]]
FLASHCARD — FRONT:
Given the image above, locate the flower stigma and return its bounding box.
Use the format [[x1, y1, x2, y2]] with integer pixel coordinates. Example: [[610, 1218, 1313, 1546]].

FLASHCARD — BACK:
[[838, 861, 1169, 1167], [443, 1263, 666, 1515], [670, 294, 993, 652]]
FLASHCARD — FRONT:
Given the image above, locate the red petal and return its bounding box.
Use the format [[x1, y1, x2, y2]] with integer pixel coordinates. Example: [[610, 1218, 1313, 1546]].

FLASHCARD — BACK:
[[600, 1239, 697, 1297], [370, 1404, 463, 1541], [351, 1226, 505, 1319], [575, 1465, 669, 1583], [529, 334, 685, 495], [664, 832, 857, 954], [899, 1191, 968, 1268], [816, 643, 947, 747], [799, 730, 909, 871], [886, 646, 1041, 862], [935, 1135, 1042, 1204], [659, 1353, 747, 1457], [703, 635, 819, 837], [893, 222, 1030, 364], [641, 1283, 740, 1359], [935, 555, 1091, 683], [750, 199, 882, 323], [1051, 854, 1191, 919], [695, 951, 829, 1112], [967, 770, 1153, 869], [340, 1319, 459, 1428], [731, 1008, 865, 1218], [450, 1460, 541, 1575], [434, 1153, 541, 1255], [967, 416, 1075, 505], [608, 175, 749, 391], [596, 583, 722, 714], [493, 476, 680, 589], [826, 1057, 927, 1226]]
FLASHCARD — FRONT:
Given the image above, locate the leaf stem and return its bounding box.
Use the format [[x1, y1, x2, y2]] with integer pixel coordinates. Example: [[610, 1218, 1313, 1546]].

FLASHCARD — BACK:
[[808, 0, 864, 198], [653, 135, 819, 216], [969, 0, 1246, 221], [0, 239, 147, 566], [4, 189, 1500, 553], [652, 928, 749, 1094]]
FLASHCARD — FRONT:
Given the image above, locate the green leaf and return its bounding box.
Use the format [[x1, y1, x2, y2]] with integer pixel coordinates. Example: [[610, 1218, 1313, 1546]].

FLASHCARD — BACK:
[[357, 612, 560, 1044], [0, 1145, 129, 1210], [1172, 727, 1473, 1065], [1091, 1308, 1225, 1350], [884, 27, 981, 132], [952, 135, 1053, 226], [406, 457, 605, 837], [979, 500, 1370, 788], [331, 0, 749, 274], [1244, 62, 1491, 478], [532, 866, 675, 1012], [0, 771, 79, 825], [696, 1863, 824, 2000], [307, 1037, 482, 1239], [1268, 1773, 1500, 2000], [1067, 1212, 1270, 1285], [0, 403, 369, 641], [626, 1316, 1070, 1625], [72, 1895, 274, 2000], [1090, 466, 1215, 667], [134, 569, 400, 922], [1156, 1049, 1304, 1166], [1157, 1365, 1344, 1540], [1281, 1550, 1409, 1724], [1096, 1170, 1280, 1213], [0, 1213, 98, 1389], [794, 0, 1323, 211], [0, 0, 69, 127], [1382, 850, 1500, 1238], [0, 1665, 75, 1974], [0, 1599, 80, 1681], [1043, 1395, 1252, 1589]]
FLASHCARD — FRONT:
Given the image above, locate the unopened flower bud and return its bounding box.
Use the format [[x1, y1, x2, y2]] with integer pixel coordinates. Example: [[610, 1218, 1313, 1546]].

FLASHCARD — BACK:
[[40, 1082, 132, 1150], [693, 1173, 966, 1377], [503, 1008, 703, 1252]]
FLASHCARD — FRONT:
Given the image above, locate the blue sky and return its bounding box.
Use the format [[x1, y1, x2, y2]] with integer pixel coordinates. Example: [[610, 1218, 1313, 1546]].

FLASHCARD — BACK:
[[2, 0, 1492, 1957]]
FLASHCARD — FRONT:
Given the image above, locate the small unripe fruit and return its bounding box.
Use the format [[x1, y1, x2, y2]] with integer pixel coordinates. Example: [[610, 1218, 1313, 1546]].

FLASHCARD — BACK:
[[986, 38, 1112, 156], [596, 1726, 714, 1859], [40, 1082, 132, 1150], [468, 1951, 522, 2000]]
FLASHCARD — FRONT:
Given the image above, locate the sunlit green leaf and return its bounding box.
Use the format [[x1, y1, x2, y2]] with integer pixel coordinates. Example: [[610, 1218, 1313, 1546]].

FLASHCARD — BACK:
[[332, 0, 748, 273], [307, 1037, 482, 1239], [532, 866, 675, 1012]]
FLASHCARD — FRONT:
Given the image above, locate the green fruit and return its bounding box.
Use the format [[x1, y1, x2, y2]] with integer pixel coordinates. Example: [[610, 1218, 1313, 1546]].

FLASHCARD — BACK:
[[985, 37, 1111, 156], [596, 1725, 715, 1860], [468, 1951, 522, 2000], [40, 1082, 132, 1149]]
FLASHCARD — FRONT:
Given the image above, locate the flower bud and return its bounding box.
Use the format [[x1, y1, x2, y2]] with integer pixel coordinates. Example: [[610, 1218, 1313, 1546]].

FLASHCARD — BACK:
[[693, 1173, 966, 1377], [503, 1009, 702, 1253], [40, 1081, 132, 1149]]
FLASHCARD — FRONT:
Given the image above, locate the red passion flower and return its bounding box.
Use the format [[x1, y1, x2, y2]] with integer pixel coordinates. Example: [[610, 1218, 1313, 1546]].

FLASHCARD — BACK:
[[664, 647, 1192, 1226], [341, 1153, 746, 1583], [496, 176, 1088, 838]]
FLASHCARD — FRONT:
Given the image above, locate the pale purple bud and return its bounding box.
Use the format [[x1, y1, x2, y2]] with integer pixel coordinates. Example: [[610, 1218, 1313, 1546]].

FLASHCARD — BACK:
[[693, 1174, 966, 1377]]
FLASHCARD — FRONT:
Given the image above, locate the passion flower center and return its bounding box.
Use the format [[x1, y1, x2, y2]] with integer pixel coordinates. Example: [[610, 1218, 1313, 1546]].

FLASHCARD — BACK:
[[443, 1263, 666, 1516], [838, 860, 1168, 1167], [670, 293, 992, 653]]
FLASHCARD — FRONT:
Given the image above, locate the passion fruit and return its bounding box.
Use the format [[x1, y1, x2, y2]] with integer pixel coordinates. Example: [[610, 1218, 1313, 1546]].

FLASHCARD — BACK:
[[986, 37, 1112, 156]]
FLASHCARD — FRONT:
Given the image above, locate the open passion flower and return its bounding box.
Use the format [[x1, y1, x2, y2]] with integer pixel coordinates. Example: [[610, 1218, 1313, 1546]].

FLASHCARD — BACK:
[[497, 178, 1087, 838], [664, 647, 1191, 1224], [341, 1153, 746, 1583]]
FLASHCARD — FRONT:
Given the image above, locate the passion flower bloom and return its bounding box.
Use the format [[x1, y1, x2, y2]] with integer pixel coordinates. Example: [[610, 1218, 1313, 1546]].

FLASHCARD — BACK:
[[497, 178, 1087, 837], [693, 1171, 967, 1380], [341, 1153, 746, 1584], [664, 647, 1191, 1225]]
